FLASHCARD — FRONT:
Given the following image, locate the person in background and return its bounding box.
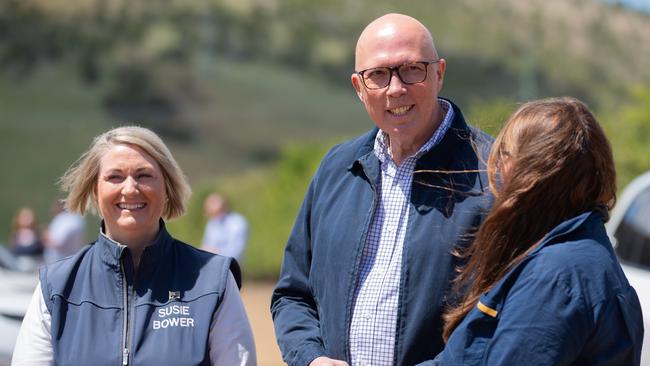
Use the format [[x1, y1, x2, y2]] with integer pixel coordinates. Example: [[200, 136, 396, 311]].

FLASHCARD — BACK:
[[271, 13, 493, 366], [201, 193, 249, 263], [12, 126, 256, 366], [9, 206, 44, 258], [434, 97, 643, 365], [42, 200, 85, 263]]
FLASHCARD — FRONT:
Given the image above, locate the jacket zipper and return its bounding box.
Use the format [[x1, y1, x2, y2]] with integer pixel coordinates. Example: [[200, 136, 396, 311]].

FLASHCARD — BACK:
[[120, 263, 129, 366]]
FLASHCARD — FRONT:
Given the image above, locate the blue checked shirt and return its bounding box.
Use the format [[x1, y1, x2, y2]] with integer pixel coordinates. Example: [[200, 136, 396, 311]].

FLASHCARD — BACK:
[[349, 99, 454, 366]]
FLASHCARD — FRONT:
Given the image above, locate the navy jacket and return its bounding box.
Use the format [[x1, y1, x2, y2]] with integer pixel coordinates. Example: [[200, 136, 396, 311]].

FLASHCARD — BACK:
[[432, 210, 644, 365], [271, 100, 494, 365], [40, 222, 240, 366]]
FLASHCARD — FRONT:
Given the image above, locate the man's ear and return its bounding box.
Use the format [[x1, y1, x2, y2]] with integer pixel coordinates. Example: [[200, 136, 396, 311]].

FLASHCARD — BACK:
[[435, 58, 447, 91], [351, 73, 364, 101]]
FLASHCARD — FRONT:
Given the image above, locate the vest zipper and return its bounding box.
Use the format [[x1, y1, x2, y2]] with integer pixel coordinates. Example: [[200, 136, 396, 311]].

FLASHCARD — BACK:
[[127, 271, 138, 365], [121, 263, 129, 365]]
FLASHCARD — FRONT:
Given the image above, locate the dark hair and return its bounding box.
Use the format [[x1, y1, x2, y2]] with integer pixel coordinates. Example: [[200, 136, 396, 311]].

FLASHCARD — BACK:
[[442, 97, 617, 341]]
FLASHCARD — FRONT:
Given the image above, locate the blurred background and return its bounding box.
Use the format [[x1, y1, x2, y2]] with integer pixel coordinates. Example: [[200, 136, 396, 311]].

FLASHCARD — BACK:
[[1, 0, 649, 364]]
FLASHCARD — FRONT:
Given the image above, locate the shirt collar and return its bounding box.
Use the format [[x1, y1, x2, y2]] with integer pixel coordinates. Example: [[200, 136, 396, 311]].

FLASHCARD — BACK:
[[97, 218, 173, 269], [374, 98, 454, 165]]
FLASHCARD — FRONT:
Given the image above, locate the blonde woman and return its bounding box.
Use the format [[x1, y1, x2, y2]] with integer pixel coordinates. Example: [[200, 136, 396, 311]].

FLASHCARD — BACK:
[[13, 126, 256, 366]]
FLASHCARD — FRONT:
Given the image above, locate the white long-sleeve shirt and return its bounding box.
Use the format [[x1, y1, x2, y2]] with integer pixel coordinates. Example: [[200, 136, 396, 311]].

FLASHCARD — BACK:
[[12, 273, 256, 366], [201, 213, 248, 261]]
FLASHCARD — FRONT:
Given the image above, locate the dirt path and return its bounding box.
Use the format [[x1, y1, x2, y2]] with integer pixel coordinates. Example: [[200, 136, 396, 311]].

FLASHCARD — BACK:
[[240, 281, 284, 365]]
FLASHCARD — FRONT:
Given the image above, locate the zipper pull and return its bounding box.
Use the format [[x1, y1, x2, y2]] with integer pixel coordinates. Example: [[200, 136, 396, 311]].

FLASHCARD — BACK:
[[122, 348, 129, 365]]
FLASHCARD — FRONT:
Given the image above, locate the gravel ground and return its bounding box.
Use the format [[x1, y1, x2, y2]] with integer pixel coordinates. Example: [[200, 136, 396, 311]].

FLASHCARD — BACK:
[[241, 281, 284, 366]]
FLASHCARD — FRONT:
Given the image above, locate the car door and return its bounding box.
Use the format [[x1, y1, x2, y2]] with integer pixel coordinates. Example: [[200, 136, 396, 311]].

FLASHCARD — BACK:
[[607, 171, 650, 365]]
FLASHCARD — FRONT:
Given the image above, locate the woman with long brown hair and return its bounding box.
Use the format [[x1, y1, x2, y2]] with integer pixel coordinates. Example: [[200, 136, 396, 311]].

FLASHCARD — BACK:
[[433, 97, 643, 365]]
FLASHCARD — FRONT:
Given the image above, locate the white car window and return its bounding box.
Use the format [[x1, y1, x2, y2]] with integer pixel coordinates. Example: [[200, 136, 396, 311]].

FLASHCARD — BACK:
[[615, 186, 650, 268]]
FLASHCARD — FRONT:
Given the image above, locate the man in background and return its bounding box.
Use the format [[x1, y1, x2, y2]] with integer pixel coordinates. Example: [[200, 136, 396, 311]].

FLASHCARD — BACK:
[[201, 193, 249, 263], [43, 200, 85, 263]]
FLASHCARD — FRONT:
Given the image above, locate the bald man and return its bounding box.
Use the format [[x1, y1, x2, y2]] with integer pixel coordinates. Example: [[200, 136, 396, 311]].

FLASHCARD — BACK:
[[271, 14, 493, 366]]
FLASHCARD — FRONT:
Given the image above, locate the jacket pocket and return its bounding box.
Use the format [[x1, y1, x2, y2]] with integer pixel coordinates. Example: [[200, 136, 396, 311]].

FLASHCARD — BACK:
[[50, 298, 122, 366]]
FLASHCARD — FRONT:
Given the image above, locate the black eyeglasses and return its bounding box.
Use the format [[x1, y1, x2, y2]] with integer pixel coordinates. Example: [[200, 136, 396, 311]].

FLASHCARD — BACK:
[[356, 60, 440, 90]]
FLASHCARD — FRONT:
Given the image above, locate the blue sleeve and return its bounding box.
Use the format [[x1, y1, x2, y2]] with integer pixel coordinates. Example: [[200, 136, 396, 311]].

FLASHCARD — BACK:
[[228, 214, 248, 261], [270, 180, 325, 366]]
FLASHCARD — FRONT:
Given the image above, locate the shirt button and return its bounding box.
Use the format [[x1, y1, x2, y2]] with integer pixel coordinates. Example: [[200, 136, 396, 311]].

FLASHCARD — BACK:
[[365, 313, 372, 320], [360, 361, 370, 366]]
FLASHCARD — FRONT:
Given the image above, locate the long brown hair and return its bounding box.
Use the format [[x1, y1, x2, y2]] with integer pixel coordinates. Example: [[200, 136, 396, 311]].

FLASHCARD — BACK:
[[442, 97, 617, 341]]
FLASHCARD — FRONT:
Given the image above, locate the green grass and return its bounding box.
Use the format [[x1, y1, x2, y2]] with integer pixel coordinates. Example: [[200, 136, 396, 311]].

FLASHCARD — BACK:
[[166, 56, 371, 181], [2, 0, 649, 282]]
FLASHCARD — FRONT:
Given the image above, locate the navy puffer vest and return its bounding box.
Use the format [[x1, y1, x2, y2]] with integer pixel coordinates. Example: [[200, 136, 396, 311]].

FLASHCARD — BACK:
[[40, 222, 240, 366]]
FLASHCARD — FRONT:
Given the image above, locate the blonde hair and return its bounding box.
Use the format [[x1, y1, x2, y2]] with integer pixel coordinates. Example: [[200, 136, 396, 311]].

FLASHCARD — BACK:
[[60, 126, 191, 220]]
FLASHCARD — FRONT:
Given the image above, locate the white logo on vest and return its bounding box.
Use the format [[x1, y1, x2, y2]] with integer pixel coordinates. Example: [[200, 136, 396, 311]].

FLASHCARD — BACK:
[[153, 297, 196, 330]]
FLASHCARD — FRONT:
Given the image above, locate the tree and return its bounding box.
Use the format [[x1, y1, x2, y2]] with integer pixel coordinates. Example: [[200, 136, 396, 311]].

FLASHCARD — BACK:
[[603, 86, 650, 187]]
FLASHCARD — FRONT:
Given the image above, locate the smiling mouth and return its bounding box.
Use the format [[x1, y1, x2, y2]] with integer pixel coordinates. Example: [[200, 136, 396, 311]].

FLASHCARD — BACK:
[[117, 203, 146, 210], [388, 105, 413, 116]]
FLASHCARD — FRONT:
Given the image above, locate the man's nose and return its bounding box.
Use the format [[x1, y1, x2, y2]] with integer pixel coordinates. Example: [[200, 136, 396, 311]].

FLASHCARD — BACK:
[[386, 69, 406, 96]]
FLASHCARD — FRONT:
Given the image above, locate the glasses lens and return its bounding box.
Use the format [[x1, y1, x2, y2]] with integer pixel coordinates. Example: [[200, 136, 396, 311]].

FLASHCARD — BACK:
[[398, 63, 427, 84], [363, 68, 391, 89]]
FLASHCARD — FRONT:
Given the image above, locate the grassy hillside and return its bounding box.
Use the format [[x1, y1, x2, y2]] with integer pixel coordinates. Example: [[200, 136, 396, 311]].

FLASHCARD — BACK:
[[166, 57, 370, 179], [395, 0, 650, 108], [2, 0, 648, 277], [0, 58, 370, 241], [10, 0, 650, 109]]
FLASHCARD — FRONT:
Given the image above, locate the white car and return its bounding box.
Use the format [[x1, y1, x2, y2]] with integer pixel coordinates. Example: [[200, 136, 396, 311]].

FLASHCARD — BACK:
[[606, 171, 650, 364], [0, 248, 38, 366]]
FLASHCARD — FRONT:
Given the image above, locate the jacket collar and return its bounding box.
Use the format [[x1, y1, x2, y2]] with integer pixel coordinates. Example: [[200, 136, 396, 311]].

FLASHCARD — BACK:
[[348, 98, 481, 214], [349, 98, 471, 173], [530, 208, 607, 256], [479, 209, 609, 315], [97, 218, 173, 269]]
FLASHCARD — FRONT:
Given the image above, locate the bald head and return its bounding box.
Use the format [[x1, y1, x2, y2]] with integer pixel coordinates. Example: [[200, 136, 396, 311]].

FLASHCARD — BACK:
[[350, 13, 447, 162], [355, 13, 437, 71]]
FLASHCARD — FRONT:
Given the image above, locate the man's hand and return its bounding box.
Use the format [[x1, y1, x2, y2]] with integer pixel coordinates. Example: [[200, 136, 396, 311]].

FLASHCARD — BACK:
[[309, 356, 349, 366]]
